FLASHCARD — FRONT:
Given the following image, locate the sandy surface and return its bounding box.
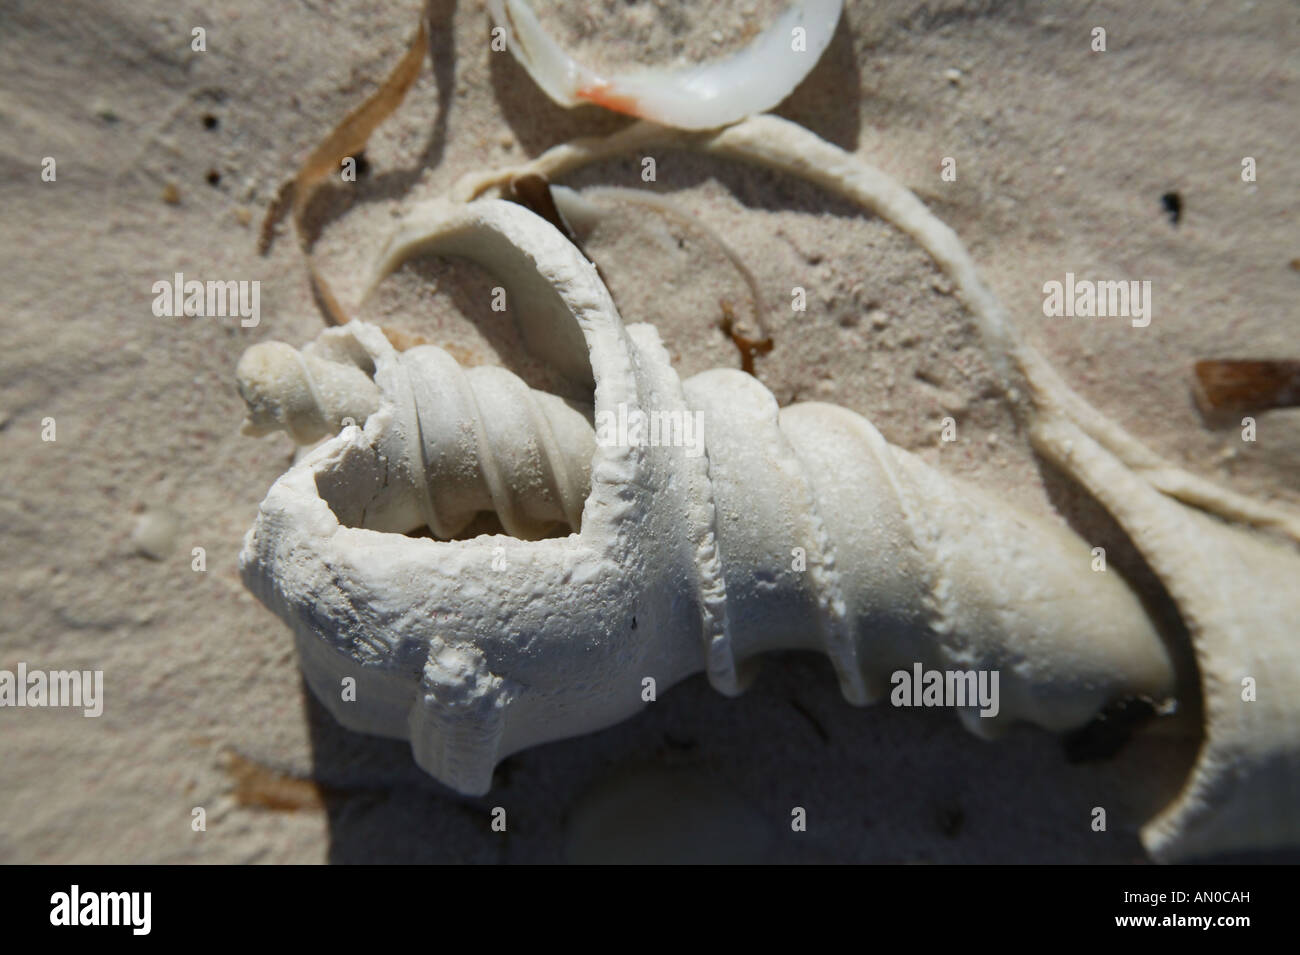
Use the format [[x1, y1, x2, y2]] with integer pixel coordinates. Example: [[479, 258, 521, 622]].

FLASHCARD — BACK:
[[1, 0, 1296, 863]]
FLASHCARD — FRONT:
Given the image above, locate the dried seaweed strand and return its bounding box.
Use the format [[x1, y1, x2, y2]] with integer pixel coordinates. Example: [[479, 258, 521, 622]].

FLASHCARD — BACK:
[[259, 18, 429, 326]]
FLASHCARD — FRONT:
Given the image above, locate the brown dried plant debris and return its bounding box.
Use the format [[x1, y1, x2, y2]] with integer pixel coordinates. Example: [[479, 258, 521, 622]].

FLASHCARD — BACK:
[[259, 17, 430, 327], [720, 299, 774, 376], [221, 748, 332, 811], [1194, 359, 1300, 414]]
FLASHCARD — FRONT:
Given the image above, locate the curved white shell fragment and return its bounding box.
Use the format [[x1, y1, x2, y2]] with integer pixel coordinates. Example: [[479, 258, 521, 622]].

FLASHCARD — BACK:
[[486, 0, 843, 129]]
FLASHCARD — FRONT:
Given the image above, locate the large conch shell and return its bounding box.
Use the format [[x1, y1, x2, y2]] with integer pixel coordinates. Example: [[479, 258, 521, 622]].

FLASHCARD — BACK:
[[241, 197, 1176, 786], [240, 115, 1300, 862]]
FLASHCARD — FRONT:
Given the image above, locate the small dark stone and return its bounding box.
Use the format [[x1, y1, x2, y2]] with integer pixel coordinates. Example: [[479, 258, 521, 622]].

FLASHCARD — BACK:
[[1161, 191, 1182, 225]]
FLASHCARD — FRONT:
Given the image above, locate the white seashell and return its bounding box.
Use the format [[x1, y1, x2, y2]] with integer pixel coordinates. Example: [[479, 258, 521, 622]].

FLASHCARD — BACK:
[[240, 198, 1176, 800], [486, 0, 843, 129]]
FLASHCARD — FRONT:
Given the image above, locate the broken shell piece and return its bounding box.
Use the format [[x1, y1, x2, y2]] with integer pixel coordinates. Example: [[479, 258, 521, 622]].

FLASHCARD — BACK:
[[240, 199, 1177, 798], [487, 0, 843, 129]]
